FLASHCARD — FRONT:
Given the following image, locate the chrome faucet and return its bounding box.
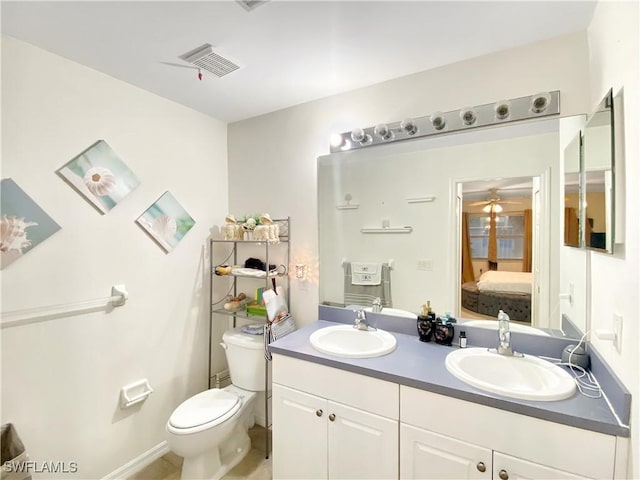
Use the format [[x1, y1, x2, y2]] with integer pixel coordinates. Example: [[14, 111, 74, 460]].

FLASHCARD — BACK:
[[354, 310, 372, 331], [372, 297, 383, 313], [497, 310, 515, 356]]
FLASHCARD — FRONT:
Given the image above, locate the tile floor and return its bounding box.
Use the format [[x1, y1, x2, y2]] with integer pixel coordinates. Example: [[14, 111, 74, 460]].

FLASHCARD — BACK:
[[128, 426, 271, 480]]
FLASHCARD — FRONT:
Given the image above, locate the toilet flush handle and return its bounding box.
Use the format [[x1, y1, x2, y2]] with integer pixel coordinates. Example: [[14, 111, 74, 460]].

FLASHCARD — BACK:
[[220, 342, 228, 350]]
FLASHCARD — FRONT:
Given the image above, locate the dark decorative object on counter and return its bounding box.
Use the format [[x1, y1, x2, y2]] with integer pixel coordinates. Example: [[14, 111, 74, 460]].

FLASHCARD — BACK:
[[417, 301, 437, 342], [434, 316, 456, 346]]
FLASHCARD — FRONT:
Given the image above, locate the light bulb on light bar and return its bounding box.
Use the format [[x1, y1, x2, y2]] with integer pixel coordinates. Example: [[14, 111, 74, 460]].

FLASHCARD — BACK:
[[400, 118, 418, 135], [430, 112, 446, 131], [329, 133, 346, 148], [460, 108, 477, 126], [350, 128, 373, 146], [530, 92, 551, 114], [494, 100, 511, 120], [374, 123, 394, 141]]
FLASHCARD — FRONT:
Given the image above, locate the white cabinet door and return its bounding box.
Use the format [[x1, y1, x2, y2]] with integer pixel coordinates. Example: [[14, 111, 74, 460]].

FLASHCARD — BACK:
[[493, 452, 594, 480], [400, 423, 491, 480], [328, 401, 398, 480], [273, 384, 328, 480]]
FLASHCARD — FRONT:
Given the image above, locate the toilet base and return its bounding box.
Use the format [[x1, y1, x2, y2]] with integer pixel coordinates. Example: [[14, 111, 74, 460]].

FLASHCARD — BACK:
[[180, 427, 251, 480]]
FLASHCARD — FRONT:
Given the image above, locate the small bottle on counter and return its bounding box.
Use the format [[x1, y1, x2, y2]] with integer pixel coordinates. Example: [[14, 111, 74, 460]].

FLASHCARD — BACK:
[[459, 331, 467, 348]]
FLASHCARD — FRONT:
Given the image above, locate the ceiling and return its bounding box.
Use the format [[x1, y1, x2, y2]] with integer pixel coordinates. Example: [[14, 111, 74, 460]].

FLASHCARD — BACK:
[[1, 1, 597, 123]]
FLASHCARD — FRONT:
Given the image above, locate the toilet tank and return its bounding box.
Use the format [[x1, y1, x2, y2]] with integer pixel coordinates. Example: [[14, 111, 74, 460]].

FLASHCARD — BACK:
[[222, 326, 267, 391]]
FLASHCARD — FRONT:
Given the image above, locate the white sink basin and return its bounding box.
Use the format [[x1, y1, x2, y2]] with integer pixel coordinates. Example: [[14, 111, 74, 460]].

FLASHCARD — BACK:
[[462, 320, 550, 336], [309, 324, 397, 358], [363, 307, 416, 319], [446, 348, 576, 401]]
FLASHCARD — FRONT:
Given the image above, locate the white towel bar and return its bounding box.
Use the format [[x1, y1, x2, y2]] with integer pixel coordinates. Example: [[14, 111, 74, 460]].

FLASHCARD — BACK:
[[0, 284, 128, 329], [342, 258, 394, 270], [406, 196, 436, 203], [361, 226, 413, 234]]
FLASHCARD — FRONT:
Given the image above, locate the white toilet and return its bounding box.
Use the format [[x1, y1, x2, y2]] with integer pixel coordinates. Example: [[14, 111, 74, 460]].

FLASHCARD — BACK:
[[166, 326, 266, 480]]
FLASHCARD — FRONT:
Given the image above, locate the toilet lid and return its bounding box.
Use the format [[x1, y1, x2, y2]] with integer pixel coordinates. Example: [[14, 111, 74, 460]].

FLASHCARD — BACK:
[[169, 389, 240, 429]]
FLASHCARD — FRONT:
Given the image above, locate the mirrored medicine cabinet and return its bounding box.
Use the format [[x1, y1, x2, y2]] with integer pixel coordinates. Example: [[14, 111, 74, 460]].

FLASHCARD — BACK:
[[563, 89, 615, 254]]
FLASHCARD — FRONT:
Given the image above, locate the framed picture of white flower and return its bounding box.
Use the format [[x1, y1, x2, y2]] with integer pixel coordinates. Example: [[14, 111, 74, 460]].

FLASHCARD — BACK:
[[56, 140, 140, 214], [1, 178, 62, 269], [136, 191, 195, 253]]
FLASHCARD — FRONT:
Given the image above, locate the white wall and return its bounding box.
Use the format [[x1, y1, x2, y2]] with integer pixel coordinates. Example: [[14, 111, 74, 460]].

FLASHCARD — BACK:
[[1, 36, 228, 479], [228, 31, 590, 326], [587, 1, 640, 477], [228, 20, 640, 474]]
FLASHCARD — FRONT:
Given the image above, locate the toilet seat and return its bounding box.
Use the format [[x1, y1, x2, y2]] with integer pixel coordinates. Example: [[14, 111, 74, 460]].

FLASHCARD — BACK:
[[168, 389, 241, 434]]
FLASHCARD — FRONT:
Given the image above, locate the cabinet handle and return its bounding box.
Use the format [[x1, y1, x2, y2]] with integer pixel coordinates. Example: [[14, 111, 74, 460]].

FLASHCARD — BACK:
[[498, 469, 509, 480], [315, 409, 323, 417], [328, 413, 336, 422], [476, 462, 486, 473]]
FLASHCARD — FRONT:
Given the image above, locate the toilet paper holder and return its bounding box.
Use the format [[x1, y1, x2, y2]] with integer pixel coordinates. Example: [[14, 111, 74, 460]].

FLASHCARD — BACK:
[[120, 378, 153, 409]]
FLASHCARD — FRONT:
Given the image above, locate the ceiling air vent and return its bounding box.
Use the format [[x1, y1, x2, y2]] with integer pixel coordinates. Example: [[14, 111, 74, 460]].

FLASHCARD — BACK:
[[179, 44, 240, 78], [236, 0, 270, 11]]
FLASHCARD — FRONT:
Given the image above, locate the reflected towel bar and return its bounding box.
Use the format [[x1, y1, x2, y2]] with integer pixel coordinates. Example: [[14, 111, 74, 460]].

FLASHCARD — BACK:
[[341, 258, 394, 270], [361, 226, 413, 234], [0, 284, 128, 329]]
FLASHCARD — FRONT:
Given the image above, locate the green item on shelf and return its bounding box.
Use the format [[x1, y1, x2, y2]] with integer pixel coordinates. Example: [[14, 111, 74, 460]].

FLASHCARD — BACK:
[[246, 303, 267, 317]]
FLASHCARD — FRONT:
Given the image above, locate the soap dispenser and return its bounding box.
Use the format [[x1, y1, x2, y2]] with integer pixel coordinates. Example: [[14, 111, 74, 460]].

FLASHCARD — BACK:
[[417, 301, 436, 342]]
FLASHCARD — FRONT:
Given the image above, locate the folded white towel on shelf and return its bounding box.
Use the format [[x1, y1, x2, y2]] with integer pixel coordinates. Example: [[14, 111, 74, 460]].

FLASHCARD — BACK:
[[230, 267, 278, 277], [351, 263, 382, 285]]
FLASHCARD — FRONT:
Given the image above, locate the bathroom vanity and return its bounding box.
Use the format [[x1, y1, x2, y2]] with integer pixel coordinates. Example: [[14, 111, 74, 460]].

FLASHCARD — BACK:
[[270, 319, 630, 480]]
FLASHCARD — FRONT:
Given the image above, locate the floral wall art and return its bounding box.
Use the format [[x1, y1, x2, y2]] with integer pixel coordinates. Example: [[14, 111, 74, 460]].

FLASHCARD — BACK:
[[0, 178, 61, 269], [56, 140, 140, 213], [136, 191, 195, 252]]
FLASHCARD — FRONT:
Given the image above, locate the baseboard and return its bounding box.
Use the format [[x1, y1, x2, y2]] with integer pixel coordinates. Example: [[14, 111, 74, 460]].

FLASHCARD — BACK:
[[102, 441, 170, 479], [254, 414, 267, 428]]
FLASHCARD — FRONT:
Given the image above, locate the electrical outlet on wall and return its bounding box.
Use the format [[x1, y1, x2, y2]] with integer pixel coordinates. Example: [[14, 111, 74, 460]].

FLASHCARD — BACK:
[[613, 314, 623, 352]]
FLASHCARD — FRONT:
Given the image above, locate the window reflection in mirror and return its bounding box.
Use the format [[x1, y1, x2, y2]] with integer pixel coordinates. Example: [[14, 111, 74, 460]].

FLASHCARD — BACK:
[[582, 90, 614, 253]]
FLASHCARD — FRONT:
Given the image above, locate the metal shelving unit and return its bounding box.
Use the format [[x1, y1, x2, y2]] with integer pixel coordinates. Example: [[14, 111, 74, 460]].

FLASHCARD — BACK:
[[208, 217, 290, 460]]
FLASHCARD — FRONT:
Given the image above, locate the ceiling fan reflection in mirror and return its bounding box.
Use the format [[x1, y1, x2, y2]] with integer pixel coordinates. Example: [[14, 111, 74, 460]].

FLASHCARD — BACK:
[[467, 188, 519, 213]]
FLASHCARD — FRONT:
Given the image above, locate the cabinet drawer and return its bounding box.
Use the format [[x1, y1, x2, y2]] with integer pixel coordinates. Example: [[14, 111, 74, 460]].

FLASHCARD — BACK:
[[493, 452, 592, 480], [273, 354, 399, 419], [400, 385, 616, 479]]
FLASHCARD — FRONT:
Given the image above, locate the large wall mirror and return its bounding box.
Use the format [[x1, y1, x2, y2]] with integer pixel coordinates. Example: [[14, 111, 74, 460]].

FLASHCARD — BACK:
[[582, 89, 614, 253], [318, 116, 585, 338]]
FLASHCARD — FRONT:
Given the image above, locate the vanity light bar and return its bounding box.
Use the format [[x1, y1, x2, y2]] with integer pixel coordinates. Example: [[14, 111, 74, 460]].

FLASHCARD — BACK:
[[329, 91, 560, 153]]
